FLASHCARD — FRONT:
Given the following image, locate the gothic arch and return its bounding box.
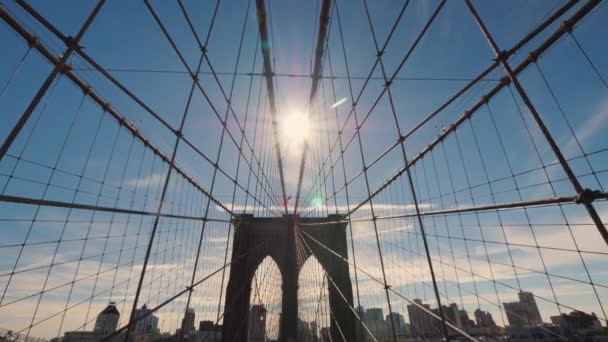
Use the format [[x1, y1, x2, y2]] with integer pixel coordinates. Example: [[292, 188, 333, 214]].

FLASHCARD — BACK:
[[297, 256, 329, 341], [249, 256, 282, 341]]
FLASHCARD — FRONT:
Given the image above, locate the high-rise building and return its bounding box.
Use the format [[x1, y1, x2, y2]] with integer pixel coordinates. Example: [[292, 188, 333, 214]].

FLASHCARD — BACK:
[[297, 318, 316, 341], [430, 307, 446, 336], [551, 310, 603, 333], [356, 305, 366, 321], [443, 304, 461, 330], [200, 320, 222, 341], [503, 291, 543, 327], [365, 308, 384, 321], [386, 312, 406, 335], [403, 323, 412, 337], [181, 308, 196, 334], [248, 304, 267, 342], [320, 327, 331, 341], [200, 320, 214, 332], [408, 299, 436, 338], [64, 302, 121, 342], [94, 302, 120, 336], [310, 321, 318, 339], [355, 305, 366, 341], [457, 308, 475, 331], [438, 303, 474, 330], [428, 303, 475, 337], [474, 308, 496, 328], [133, 304, 159, 335], [365, 308, 389, 339]]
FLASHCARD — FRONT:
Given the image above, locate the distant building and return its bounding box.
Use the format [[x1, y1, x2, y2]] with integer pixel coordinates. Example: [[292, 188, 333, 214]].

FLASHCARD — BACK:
[[435, 303, 474, 335], [365, 308, 384, 321], [456, 306, 475, 331], [356, 305, 366, 320], [94, 302, 120, 335], [551, 310, 603, 337], [407, 299, 436, 338], [248, 304, 267, 342], [297, 319, 317, 341], [320, 327, 331, 341], [181, 308, 196, 334], [474, 308, 496, 328], [365, 308, 389, 339], [506, 324, 562, 341], [64, 303, 121, 342], [473, 308, 501, 336], [445, 304, 461, 331], [430, 307, 446, 336], [403, 323, 412, 337], [310, 321, 318, 339], [355, 305, 367, 341], [503, 291, 543, 327], [199, 320, 214, 331], [133, 304, 159, 335], [63, 331, 99, 342], [199, 320, 222, 341], [386, 312, 407, 335]]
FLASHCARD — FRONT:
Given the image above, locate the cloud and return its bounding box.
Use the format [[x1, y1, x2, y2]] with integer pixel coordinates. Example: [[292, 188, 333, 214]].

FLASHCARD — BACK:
[[214, 201, 433, 216], [564, 98, 608, 155], [338, 204, 608, 326], [573, 99, 608, 145], [124, 173, 166, 188]]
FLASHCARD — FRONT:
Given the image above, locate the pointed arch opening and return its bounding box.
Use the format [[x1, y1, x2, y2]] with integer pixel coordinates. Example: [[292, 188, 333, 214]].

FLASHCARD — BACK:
[[248, 256, 282, 341], [298, 256, 331, 341]]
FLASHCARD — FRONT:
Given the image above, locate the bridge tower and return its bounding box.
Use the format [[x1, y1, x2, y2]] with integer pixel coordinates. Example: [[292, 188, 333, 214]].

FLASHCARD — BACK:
[[222, 214, 356, 341]]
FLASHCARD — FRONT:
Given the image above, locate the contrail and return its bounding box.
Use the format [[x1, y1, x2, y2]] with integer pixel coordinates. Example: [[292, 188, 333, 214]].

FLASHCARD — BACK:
[[330, 97, 348, 108]]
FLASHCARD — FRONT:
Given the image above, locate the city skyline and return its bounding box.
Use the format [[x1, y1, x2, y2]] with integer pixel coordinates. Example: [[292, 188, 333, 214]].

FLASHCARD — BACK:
[[7, 292, 608, 341]]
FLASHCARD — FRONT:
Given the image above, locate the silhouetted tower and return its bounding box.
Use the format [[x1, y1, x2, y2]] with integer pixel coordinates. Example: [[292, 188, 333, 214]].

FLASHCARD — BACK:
[[408, 299, 435, 338], [133, 304, 159, 335], [222, 215, 356, 341], [503, 291, 542, 327], [181, 308, 196, 335], [248, 304, 267, 342], [94, 302, 120, 335]]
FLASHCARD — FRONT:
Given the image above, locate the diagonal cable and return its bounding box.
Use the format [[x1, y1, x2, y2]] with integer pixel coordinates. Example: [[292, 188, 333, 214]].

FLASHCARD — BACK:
[[293, 0, 332, 215], [255, 0, 290, 215]]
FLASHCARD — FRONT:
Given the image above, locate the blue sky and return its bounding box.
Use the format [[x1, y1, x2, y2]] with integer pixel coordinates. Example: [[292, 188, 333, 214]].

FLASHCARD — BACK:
[[1, 0, 608, 339]]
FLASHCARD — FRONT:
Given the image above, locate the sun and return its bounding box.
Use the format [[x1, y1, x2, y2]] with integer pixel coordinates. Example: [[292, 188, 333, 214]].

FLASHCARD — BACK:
[[279, 110, 311, 156]]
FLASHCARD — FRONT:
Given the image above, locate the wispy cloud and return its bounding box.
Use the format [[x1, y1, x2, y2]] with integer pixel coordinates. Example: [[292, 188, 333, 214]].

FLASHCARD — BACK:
[[124, 173, 166, 188], [214, 201, 432, 215], [564, 98, 608, 155]]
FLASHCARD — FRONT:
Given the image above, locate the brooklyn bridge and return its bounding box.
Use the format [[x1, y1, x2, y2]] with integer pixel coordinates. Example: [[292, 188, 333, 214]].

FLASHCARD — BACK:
[[0, 0, 608, 341]]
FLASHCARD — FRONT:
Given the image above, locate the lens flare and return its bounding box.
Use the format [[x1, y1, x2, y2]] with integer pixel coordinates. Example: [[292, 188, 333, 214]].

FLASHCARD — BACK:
[[310, 197, 323, 209]]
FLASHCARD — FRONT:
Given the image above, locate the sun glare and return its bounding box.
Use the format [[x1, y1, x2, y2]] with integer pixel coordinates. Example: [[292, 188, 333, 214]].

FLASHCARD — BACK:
[[280, 111, 311, 155]]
